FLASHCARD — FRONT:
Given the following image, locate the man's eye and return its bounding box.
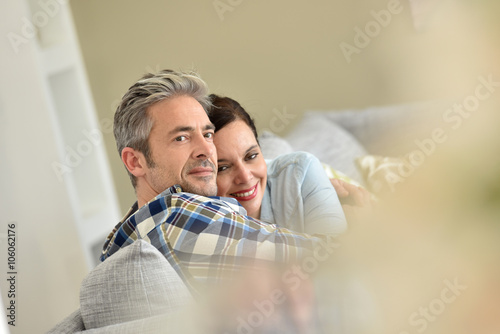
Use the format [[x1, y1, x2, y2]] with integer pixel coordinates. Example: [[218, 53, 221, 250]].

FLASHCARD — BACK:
[[205, 132, 214, 139], [175, 135, 187, 142]]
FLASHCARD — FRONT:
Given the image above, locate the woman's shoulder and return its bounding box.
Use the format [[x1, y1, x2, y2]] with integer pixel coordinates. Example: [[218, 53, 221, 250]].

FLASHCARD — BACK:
[[266, 151, 319, 175]]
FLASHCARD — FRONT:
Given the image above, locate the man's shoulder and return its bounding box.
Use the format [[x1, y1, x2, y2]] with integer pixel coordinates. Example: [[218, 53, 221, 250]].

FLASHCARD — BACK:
[[101, 191, 250, 262], [152, 190, 248, 219]]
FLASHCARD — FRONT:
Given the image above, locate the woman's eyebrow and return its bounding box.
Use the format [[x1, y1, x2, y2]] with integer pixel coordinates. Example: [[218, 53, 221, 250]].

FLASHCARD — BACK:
[[245, 145, 259, 154], [217, 145, 259, 163]]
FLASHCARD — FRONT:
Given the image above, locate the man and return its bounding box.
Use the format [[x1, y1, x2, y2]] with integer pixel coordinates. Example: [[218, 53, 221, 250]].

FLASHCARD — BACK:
[[102, 69, 336, 291]]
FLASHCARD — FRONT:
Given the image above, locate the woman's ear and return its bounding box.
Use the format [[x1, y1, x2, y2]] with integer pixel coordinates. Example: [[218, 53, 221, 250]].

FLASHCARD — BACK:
[[121, 147, 147, 178]]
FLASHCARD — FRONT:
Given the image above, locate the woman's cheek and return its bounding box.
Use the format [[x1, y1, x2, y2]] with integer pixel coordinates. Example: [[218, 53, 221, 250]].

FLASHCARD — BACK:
[[216, 174, 230, 197], [257, 159, 268, 179]]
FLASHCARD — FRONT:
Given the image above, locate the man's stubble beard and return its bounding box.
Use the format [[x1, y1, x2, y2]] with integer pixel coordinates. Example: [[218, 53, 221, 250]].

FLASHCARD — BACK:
[[182, 178, 218, 197], [148, 159, 218, 197], [182, 159, 218, 196]]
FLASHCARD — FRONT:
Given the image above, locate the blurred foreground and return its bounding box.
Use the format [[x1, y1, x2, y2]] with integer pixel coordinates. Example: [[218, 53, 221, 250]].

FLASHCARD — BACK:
[[149, 97, 500, 334]]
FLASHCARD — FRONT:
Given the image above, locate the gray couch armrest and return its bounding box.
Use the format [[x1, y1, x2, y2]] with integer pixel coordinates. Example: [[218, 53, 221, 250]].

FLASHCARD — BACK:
[[72, 311, 196, 334], [46, 309, 85, 334], [80, 240, 193, 330]]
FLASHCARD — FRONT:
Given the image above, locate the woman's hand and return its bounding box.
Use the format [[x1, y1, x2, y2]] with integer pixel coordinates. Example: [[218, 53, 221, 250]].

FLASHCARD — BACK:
[[330, 178, 372, 208], [331, 178, 374, 224]]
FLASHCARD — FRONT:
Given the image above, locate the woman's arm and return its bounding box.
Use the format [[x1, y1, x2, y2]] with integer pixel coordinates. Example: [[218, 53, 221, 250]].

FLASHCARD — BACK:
[[299, 153, 348, 235]]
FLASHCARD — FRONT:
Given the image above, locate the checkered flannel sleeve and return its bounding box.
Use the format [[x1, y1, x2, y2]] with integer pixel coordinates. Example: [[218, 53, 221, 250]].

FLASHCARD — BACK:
[[102, 191, 337, 285]]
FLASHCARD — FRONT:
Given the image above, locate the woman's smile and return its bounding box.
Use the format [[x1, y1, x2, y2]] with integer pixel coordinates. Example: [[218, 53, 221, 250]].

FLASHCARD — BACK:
[[230, 182, 259, 200]]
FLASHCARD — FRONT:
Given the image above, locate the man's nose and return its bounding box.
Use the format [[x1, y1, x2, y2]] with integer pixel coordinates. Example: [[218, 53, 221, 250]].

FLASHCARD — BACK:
[[192, 133, 215, 159]]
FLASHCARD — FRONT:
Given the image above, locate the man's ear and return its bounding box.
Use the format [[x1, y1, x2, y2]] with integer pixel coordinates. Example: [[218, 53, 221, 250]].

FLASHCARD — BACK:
[[121, 147, 147, 178]]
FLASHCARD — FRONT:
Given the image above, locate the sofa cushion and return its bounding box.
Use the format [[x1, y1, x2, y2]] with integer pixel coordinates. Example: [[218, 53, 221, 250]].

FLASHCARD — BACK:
[[323, 101, 445, 156], [356, 155, 411, 195], [285, 112, 368, 185], [321, 162, 364, 188], [80, 240, 193, 330], [259, 130, 294, 160]]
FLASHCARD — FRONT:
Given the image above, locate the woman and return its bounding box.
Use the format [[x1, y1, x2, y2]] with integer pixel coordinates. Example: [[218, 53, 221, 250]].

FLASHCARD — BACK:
[[208, 95, 376, 333], [209, 94, 347, 235]]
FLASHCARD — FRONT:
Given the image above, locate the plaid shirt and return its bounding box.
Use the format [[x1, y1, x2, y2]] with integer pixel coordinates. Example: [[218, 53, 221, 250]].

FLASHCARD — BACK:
[[101, 185, 336, 291]]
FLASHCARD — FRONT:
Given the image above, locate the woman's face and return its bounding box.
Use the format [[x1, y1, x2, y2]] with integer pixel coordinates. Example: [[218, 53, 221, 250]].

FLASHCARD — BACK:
[[214, 120, 267, 219]]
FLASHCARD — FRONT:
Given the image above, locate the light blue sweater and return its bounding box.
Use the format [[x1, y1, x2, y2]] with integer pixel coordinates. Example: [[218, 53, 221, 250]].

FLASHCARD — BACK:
[[260, 151, 347, 235]]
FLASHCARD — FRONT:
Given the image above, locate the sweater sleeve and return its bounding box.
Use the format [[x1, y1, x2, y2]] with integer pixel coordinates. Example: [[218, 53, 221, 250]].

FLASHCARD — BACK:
[[300, 153, 347, 235]]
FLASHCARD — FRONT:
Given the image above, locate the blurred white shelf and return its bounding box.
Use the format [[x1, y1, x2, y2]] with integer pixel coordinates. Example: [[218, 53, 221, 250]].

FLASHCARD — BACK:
[[25, 0, 121, 269], [42, 43, 76, 76]]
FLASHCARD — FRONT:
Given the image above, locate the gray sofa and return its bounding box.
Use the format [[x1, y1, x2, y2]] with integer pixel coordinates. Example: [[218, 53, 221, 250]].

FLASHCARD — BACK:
[[47, 240, 194, 334], [47, 101, 441, 333], [261, 100, 442, 189]]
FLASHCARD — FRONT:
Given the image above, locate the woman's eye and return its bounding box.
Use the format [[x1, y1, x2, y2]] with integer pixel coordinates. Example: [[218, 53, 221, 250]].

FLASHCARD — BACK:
[[247, 153, 258, 160], [218, 165, 228, 173]]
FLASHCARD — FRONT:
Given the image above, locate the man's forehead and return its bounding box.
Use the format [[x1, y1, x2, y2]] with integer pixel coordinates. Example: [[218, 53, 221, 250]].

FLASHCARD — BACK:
[[148, 96, 212, 130]]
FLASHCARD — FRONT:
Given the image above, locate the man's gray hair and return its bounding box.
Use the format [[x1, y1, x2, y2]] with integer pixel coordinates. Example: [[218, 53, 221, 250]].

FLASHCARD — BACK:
[[114, 69, 211, 187]]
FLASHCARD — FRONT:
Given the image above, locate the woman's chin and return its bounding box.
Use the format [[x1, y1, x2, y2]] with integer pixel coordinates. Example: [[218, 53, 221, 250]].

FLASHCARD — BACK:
[[242, 202, 261, 219]]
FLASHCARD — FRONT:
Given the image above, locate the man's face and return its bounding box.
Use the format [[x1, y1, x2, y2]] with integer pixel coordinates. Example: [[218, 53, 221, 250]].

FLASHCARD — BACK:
[[144, 95, 218, 197]]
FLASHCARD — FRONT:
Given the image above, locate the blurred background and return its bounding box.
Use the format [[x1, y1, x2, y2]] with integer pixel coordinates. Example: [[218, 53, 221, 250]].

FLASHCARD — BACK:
[[1, 0, 499, 333]]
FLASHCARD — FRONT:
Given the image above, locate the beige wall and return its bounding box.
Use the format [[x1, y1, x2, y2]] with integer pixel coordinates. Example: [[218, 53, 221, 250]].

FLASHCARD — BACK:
[[69, 0, 500, 212]]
